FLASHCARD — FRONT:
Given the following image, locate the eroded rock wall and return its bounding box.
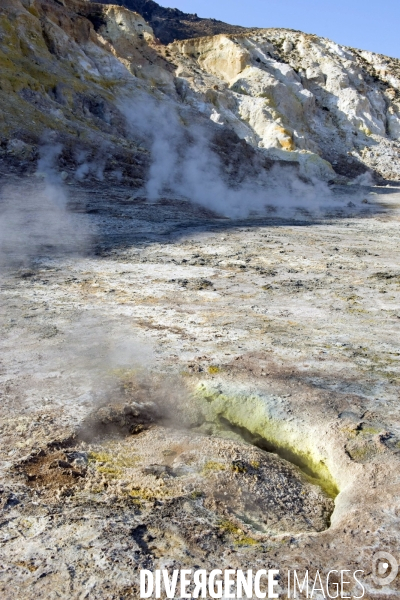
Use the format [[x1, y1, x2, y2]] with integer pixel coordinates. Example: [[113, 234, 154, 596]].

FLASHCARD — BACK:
[[87, 0, 246, 44], [1, 0, 400, 184], [168, 30, 400, 180]]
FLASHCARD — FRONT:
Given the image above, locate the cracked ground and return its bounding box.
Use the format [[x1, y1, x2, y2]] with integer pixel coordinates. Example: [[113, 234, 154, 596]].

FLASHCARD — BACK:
[[1, 174, 400, 598]]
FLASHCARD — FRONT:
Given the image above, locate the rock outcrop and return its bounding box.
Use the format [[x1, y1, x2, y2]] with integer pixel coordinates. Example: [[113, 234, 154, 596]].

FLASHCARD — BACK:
[[168, 30, 400, 180], [91, 0, 246, 44], [1, 0, 400, 185]]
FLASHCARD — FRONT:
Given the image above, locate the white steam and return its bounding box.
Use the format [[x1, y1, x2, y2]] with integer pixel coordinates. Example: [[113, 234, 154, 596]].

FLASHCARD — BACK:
[[74, 147, 107, 182], [0, 144, 91, 269], [119, 93, 369, 219]]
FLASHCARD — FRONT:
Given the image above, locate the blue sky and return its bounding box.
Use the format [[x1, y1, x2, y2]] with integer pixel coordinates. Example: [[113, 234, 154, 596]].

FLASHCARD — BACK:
[[157, 0, 400, 59]]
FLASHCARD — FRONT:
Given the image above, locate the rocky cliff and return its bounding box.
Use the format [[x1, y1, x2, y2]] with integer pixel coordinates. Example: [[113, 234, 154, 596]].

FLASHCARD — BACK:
[[91, 0, 246, 44], [1, 0, 400, 188]]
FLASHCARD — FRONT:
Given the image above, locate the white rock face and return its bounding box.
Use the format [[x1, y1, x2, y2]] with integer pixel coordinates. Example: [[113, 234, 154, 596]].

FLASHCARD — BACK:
[[168, 30, 400, 180], [2, 1, 400, 181]]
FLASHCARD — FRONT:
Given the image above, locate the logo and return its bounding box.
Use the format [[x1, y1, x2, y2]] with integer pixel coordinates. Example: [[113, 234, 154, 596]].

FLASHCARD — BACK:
[[372, 552, 398, 586]]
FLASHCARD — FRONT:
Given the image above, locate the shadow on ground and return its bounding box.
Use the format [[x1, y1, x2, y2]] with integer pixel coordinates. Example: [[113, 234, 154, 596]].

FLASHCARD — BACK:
[[0, 168, 397, 268]]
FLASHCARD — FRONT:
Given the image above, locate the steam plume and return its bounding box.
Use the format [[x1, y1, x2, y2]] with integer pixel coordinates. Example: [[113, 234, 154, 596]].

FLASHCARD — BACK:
[[119, 93, 370, 219]]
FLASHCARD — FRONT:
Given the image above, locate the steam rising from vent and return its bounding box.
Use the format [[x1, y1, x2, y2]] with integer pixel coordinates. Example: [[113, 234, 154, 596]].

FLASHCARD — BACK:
[[0, 145, 91, 269], [74, 146, 108, 182], [119, 94, 369, 219]]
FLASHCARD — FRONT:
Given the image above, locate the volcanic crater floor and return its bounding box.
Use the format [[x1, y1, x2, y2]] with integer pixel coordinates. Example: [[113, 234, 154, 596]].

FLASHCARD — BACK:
[[1, 176, 400, 598]]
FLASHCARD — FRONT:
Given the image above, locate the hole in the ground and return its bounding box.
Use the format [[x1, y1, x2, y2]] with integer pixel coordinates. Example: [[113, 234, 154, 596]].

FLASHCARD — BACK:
[[18, 370, 337, 533], [217, 416, 339, 499], [192, 384, 340, 503], [14, 390, 336, 535], [74, 371, 339, 507], [74, 391, 338, 510], [75, 400, 160, 442]]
